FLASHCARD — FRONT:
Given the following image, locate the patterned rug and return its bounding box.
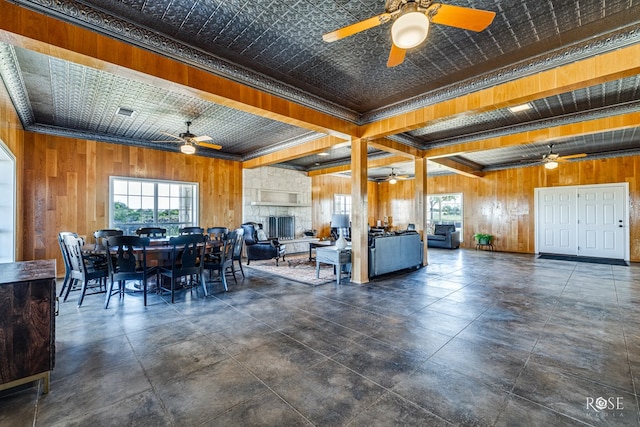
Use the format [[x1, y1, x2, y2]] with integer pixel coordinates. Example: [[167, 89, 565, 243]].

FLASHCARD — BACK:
[[243, 253, 341, 286]]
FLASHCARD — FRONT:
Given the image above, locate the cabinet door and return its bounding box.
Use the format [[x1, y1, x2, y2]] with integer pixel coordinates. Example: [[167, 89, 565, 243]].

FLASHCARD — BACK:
[[0, 278, 54, 384]]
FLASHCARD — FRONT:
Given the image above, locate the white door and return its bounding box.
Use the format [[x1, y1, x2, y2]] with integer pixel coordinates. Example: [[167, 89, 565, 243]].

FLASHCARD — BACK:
[[536, 184, 628, 260], [536, 187, 577, 255], [577, 185, 626, 259]]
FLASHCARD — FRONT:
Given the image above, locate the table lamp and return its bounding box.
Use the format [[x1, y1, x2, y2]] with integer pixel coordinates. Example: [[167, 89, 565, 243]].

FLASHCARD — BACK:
[[331, 214, 350, 250]]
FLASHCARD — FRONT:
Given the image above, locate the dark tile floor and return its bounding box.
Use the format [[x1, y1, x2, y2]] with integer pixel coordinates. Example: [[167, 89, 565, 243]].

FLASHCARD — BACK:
[[1, 249, 639, 426]]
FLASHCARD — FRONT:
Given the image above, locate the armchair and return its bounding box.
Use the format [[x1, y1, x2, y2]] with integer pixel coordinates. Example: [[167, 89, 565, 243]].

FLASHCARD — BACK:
[[427, 224, 460, 249], [241, 222, 286, 265]]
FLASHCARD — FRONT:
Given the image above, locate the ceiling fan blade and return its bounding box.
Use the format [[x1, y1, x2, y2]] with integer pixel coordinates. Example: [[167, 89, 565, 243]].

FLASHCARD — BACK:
[[197, 141, 222, 150], [430, 4, 496, 32], [160, 132, 184, 141], [559, 153, 587, 160], [323, 13, 391, 42], [387, 43, 406, 67], [193, 135, 213, 142]]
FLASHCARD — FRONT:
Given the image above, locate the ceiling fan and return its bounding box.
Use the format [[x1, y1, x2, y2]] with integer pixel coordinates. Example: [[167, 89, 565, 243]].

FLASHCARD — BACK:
[[155, 121, 222, 154], [322, 0, 496, 67], [538, 144, 587, 169], [378, 168, 411, 183]]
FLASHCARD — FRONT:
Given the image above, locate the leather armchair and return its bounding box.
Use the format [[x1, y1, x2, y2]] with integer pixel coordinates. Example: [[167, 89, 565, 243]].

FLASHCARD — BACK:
[[241, 222, 286, 265], [427, 224, 460, 249]]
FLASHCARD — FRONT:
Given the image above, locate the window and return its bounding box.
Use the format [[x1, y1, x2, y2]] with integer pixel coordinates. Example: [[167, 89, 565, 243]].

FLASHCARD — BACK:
[[110, 177, 198, 236], [427, 193, 463, 240], [333, 194, 352, 216]]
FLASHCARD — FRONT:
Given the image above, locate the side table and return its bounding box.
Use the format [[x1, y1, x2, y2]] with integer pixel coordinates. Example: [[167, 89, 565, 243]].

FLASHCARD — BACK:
[[308, 240, 334, 261], [316, 246, 351, 285]]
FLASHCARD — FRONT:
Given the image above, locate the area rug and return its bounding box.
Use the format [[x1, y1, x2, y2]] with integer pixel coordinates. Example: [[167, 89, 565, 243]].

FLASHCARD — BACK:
[[538, 253, 628, 266], [244, 253, 340, 286]]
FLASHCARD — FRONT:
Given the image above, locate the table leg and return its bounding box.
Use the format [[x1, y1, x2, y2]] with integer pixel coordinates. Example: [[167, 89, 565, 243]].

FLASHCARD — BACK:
[[316, 260, 320, 278]]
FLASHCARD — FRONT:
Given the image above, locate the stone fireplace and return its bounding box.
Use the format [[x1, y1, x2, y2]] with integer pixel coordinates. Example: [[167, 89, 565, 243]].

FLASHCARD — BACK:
[[243, 167, 314, 253]]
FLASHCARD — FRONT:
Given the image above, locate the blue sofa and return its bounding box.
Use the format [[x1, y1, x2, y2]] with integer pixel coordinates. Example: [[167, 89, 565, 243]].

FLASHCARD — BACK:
[[427, 224, 460, 249], [368, 232, 423, 277]]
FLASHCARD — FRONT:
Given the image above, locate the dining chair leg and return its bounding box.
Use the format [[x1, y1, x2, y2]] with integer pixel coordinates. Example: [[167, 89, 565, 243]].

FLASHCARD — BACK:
[[63, 278, 76, 302], [143, 275, 148, 306], [200, 274, 208, 297], [104, 278, 115, 309], [59, 271, 71, 297], [237, 260, 244, 277], [77, 280, 89, 307], [221, 270, 228, 292]]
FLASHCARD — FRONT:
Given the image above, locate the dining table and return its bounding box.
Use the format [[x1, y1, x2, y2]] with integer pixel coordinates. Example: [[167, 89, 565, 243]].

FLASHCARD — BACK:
[[82, 237, 222, 292]]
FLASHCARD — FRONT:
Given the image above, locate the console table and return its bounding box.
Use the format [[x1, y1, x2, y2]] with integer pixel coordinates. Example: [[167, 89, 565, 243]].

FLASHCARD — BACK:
[[0, 260, 56, 394], [316, 246, 351, 285]]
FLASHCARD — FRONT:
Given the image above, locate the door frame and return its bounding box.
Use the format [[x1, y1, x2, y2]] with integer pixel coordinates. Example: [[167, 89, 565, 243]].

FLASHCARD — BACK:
[[0, 139, 16, 263], [534, 183, 630, 261]]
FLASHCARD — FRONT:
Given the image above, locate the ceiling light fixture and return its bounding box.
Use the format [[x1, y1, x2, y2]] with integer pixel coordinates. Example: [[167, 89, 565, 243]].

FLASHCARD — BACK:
[[391, 4, 430, 49], [509, 103, 532, 113], [389, 177, 398, 184], [544, 161, 558, 170], [180, 142, 196, 155]]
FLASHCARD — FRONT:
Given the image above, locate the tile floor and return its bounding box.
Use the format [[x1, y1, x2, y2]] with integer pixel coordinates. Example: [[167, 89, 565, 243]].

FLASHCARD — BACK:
[[1, 249, 639, 426]]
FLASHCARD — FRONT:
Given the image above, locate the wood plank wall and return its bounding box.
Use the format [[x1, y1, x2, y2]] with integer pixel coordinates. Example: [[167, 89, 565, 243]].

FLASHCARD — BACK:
[[311, 174, 379, 238], [312, 158, 640, 261], [21, 132, 243, 275]]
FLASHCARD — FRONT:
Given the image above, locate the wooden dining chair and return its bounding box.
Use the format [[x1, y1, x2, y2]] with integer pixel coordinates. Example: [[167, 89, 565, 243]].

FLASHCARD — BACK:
[[93, 228, 123, 250], [62, 234, 109, 307], [135, 227, 167, 238], [204, 230, 237, 292], [158, 233, 207, 303], [104, 235, 153, 308], [230, 227, 245, 278], [179, 226, 205, 235], [57, 231, 78, 297], [206, 227, 228, 241]]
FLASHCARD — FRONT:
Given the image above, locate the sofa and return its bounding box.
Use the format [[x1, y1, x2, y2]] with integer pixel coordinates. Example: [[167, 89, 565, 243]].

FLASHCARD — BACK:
[[427, 224, 460, 249], [240, 222, 286, 265], [369, 232, 423, 277]]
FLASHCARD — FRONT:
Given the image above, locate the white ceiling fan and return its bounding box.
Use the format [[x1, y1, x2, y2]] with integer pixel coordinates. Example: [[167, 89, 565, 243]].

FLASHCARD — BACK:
[[155, 121, 222, 154]]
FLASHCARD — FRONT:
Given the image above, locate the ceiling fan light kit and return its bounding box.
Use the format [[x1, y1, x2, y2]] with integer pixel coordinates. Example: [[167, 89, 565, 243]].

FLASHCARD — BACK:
[[391, 6, 430, 49], [180, 142, 196, 155], [544, 161, 558, 170]]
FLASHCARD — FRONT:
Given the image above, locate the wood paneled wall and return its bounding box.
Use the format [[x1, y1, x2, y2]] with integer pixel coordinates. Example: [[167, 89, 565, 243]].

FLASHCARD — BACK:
[[313, 157, 640, 261], [311, 174, 379, 238], [22, 132, 243, 275]]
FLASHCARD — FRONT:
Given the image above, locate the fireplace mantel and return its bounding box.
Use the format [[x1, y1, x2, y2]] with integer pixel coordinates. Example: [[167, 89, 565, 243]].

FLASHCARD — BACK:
[[251, 189, 310, 207]]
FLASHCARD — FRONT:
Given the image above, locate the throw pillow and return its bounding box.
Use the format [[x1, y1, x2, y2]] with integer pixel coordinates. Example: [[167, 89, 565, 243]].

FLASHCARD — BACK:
[[257, 228, 268, 241]]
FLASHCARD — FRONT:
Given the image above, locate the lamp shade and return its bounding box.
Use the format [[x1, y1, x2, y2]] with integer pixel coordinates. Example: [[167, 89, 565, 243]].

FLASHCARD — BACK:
[[544, 161, 558, 170], [331, 214, 349, 228], [391, 11, 430, 49], [180, 143, 196, 154]]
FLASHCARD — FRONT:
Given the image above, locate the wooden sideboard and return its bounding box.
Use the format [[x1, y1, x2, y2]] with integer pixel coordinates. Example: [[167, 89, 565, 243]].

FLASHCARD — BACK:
[[0, 260, 56, 394]]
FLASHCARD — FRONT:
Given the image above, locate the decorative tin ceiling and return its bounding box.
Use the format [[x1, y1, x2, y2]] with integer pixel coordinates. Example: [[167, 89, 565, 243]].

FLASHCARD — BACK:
[[1, 0, 640, 175]]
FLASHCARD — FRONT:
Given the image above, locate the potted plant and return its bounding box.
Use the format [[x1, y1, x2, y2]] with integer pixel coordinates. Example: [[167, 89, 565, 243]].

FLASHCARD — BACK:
[[473, 233, 493, 245]]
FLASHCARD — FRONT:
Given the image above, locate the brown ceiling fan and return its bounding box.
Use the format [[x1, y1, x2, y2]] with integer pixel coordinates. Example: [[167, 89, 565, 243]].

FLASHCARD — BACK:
[[155, 121, 222, 154], [323, 0, 496, 67]]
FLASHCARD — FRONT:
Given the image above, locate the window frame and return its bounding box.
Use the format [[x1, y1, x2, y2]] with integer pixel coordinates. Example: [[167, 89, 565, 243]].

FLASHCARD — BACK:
[[427, 193, 463, 240], [109, 176, 199, 236]]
